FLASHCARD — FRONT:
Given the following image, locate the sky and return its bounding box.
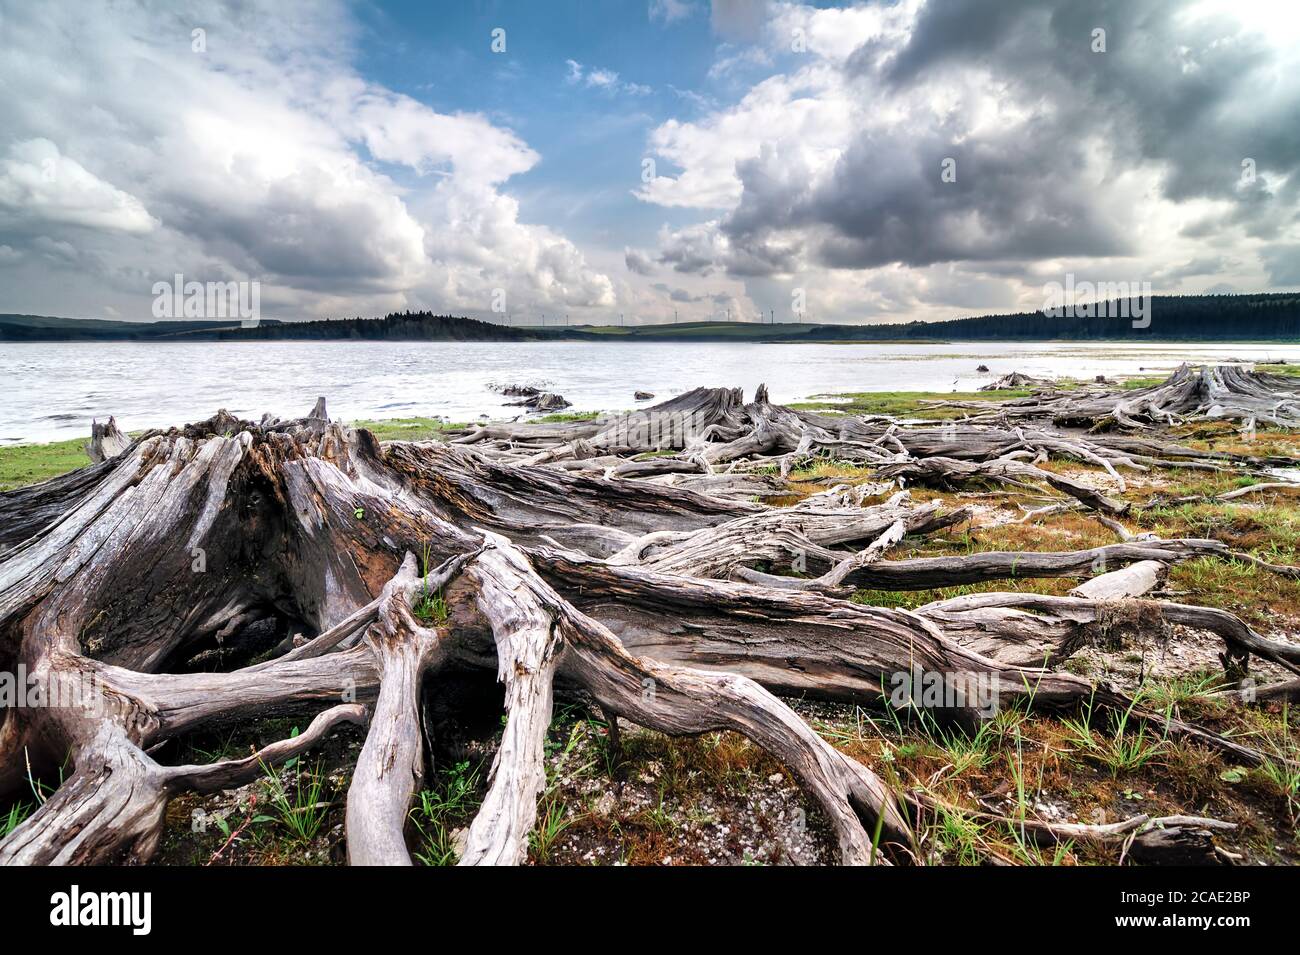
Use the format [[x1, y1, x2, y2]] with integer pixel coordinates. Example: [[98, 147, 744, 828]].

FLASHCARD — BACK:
[[0, 0, 1298, 326]]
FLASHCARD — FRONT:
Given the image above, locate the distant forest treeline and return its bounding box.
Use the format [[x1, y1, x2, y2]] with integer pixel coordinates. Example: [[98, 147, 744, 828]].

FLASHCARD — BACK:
[[807, 293, 1300, 342], [210, 312, 556, 341], [3, 293, 1299, 342]]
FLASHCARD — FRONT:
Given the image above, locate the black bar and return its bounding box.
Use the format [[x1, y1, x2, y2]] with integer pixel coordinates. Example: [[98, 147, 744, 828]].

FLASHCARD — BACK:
[[0, 864, 1276, 941]]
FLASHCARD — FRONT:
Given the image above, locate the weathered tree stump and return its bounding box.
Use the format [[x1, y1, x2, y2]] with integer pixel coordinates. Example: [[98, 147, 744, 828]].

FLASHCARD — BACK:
[[2, 367, 1292, 866]]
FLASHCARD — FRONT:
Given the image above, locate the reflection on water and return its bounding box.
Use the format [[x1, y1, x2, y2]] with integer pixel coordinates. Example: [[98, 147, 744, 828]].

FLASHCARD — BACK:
[[3, 339, 1300, 444]]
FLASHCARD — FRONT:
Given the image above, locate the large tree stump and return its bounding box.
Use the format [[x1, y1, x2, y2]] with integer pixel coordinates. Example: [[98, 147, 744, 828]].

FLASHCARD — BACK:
[[2, 370, 1291, 866]]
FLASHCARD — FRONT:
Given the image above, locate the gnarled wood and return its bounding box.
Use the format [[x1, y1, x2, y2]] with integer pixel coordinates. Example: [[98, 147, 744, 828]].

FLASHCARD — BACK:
[[2, 371, 1291, 867]]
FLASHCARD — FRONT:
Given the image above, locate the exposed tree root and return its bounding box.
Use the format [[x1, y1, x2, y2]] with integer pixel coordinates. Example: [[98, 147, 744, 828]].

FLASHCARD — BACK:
[[2, 367, 1296, 866], [967, 363, 1300, 430]]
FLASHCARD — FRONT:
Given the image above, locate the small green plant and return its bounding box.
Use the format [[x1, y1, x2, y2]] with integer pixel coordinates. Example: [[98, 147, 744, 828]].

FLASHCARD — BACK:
[[260, 749, 330, 845], [917, 710, 996, 777], [412, 540, 449, 625], [2, 801, 31, 837], [185, 728, 244, 763], [411, 760, 483, 866], [1138, 672, 1231, 715], [931, 804, 985, 866], [640, 788, 676, 832], [1254, 704, 1299, 826], [529, 798, 574, 863], [1060, 696, 1167, 777], [868, 799, 890, 867], [1007, 728, 1033, 822], [1003, 821, 1073, 866], [545, 713, 599, 780], [525, 715, 598, 863], [24, 747, 68, 806], [412, 591, 448, 625]]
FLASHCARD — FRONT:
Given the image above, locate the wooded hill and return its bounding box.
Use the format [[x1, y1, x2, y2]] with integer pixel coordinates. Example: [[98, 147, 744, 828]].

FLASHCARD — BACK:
[[4, 293, 1298, 343]]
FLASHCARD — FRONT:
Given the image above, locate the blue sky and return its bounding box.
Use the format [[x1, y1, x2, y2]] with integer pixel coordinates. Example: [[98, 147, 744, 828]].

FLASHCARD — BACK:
[[1, 0, 1298, 326], [353, 1, 754, 252]]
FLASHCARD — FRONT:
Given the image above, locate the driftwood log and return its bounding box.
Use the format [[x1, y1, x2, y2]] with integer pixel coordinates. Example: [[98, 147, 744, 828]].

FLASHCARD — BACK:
[[961, 362, 1300, 430], [1, 367, 1296, 866]]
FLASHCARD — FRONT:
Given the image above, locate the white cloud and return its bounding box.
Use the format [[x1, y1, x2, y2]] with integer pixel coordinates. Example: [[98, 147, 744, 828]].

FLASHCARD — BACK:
[[0, 0, 614, 320], [706, 45, 773, 81], [636, 65, 854, 210], [342, 84, 539, 186], [0, 139, 157, 235], [635, 0, 1300, 322], [650, 0, 695, 25], [564, 60, 652, 97]]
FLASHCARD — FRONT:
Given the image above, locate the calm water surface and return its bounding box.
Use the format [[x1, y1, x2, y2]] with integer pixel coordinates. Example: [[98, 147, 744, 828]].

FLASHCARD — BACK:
[[4, 339, 1300, 444]]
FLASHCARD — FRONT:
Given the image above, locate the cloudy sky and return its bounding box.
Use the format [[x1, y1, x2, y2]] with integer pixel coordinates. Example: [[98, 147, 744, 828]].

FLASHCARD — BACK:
[[0, 0, 1297, 325]]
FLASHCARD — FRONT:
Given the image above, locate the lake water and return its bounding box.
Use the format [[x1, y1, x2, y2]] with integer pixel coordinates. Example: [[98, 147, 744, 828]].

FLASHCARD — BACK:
[[4, 339, 1300, 445]]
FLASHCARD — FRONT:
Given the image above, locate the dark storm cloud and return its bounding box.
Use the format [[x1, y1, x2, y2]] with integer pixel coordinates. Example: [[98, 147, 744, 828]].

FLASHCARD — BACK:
[[658, 224, 724, 275], [724, 117, 1128, 272], [683, 0, 1300, 279], [1154, 255, 1240, 282], [651, 282, 707, 302], [883, 0, 1300, 226], [625, 247, 657, 274], [1261, 245, 1300, 286]]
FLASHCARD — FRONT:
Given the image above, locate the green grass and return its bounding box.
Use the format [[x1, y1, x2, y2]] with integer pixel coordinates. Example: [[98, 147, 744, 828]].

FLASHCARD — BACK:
[[852, 577, 1065, 611], [791, 388, 1031, 419], [0, 437, 91, 491], [528, 715, 596, 864], [411, 760, 483, 866], [259, 754, 331, 845], [1253, 704, 1299, 826], [2, 801, 31, 837], [413, 541, 450, 625], [182, 727, 245, 764], [350, 417, 467, 441], [1138, 672, 1233, 714], [412, 591, 449, 625], [0, 416, 472, 491], [1259, 363, 1300, 378], [531, 411, 600, 423], [1060, 698, 1168, 777], [1119, 376, 1167, 390], [530, 799, 576, 863], [918, 711, 998, 777], [930, 804, 986, 865]]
